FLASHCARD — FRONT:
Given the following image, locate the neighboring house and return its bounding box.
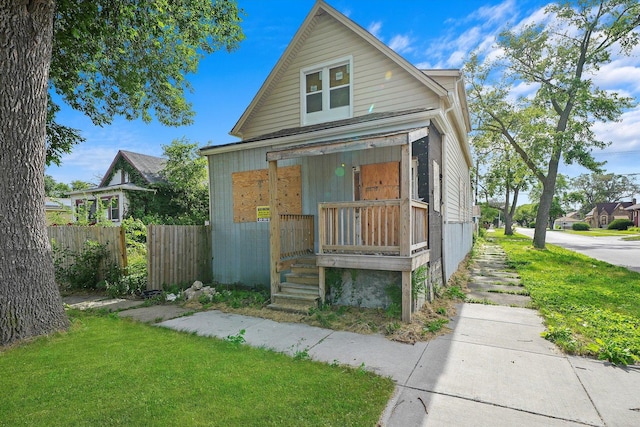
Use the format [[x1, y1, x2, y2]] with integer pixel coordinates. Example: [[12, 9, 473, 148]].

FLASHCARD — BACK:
[[624, 199, 640, 227], [584, 201, 634, 228], [200, 1, 473, 321], [45, 197, 72, 225], [68, 150, 166, 225], [553, 211, 582, 230]]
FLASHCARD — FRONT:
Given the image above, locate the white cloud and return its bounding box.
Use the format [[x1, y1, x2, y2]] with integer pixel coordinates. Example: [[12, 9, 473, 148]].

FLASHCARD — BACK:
[[368, 21, 383, 40], [388, 34, 413, 54], [593, 108, 640, 153]]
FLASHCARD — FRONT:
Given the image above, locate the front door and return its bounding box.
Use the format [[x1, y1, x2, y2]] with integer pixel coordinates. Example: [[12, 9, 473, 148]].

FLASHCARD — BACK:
[[355, 162, 400, 247]]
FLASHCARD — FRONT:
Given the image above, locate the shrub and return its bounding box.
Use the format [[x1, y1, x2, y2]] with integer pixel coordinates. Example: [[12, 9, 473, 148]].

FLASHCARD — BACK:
[[53, 240, 121, 291], [607, 219, 634, 230], [572, 222, 590, 231]]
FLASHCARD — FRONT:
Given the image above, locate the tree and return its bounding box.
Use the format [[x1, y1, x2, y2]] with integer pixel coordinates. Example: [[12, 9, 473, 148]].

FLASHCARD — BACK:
[[514, 203, 538, 228], [472, 118, 534, 235], [44, 175, 71, 198], [571, 173, 640, 216], [160, 138, 209, 225], [466, 1, 639, 248], [0, 1, 244, 346]]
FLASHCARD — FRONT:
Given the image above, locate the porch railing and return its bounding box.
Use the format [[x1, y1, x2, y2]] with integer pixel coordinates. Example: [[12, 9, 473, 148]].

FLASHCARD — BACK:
[[318, 200, 429, 255], [280, 214, 314, 259]]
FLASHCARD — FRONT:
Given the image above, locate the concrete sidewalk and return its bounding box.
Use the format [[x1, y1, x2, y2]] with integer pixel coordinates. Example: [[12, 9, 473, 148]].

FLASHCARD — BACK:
[[158, 305, 640, 426]]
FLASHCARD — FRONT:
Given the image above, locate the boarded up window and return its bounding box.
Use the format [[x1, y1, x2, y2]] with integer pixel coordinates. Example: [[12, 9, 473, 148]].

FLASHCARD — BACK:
[[359, 162, 400, 200], [232, 165, 302, 222]]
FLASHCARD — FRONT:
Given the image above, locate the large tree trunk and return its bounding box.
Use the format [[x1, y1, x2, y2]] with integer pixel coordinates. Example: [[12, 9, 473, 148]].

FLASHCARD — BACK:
[[533, 156, 560, 249], [0, 1, 69, 346]]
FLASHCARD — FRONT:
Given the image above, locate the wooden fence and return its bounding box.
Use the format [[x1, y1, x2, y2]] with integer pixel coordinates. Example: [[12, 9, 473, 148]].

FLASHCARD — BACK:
[[47, 225, 127, 272], [147, 224, 212, 290]]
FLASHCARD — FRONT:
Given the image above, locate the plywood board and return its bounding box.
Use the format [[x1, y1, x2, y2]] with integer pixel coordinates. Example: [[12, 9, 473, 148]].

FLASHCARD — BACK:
[[360, 161, 400, 200], [232, 165, 301, 222]]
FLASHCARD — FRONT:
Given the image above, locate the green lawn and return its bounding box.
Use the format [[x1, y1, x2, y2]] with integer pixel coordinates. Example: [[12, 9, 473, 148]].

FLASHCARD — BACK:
[[561, 228, 640, 237], [0, 311, 394, 426], [490, 231, 640, 365]]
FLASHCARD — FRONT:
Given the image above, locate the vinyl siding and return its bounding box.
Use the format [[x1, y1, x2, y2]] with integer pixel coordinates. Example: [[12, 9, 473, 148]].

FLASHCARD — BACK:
[[208, 144, 400, 285], [239, 13, 440, 140]]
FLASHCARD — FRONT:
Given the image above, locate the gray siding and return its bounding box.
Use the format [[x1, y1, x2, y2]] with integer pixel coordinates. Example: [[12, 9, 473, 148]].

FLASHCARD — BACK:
[[208, 145, 400, 285], [443, 222, 474, 281]]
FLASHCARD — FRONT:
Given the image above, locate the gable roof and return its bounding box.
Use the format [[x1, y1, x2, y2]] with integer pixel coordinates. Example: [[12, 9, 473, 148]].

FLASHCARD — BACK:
[[99, 150, 166, 187], [230, 0, 449, 139], [595, 202, 633, 215]]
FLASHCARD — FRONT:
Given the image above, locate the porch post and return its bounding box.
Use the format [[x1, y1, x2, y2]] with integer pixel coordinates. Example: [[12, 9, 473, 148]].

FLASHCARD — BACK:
[[400, 143, 412, 322], [269, 160, 280, 301]]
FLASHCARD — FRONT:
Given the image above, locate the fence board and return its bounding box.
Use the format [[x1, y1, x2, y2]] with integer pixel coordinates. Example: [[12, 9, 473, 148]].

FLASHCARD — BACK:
[[47, 226, 126, 275], [147, 225, 212, 290]]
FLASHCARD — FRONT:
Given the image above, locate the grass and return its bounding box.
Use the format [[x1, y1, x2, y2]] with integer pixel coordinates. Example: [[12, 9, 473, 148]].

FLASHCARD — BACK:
[[492, 230, 640, 365], [561, 228, 640, 237], [0, 310, 394, 426]]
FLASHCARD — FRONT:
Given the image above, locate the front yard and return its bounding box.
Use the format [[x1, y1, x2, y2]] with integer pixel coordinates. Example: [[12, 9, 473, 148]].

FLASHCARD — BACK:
[[491, 230, 640, 365], [0, 310, 394, 426]]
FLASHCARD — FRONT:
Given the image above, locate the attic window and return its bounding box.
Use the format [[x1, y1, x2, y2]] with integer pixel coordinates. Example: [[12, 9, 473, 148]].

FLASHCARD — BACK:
[[301, 56, 353, 125]]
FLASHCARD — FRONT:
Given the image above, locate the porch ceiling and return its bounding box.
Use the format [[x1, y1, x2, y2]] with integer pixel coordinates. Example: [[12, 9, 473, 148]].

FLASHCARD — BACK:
[[266, 127, 429, 161]]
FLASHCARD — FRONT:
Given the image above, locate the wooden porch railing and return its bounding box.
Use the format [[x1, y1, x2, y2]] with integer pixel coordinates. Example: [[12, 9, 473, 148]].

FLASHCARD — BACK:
[[411, 200, 429, 253], [280, 214, 314, 259], [318, 200, 428, 255]]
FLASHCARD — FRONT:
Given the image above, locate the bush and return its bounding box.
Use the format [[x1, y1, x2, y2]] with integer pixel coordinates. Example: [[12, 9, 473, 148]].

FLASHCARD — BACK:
[[53, 240, 121, 291], [572, 222, 590, 231], [607, 219, 634, 230]]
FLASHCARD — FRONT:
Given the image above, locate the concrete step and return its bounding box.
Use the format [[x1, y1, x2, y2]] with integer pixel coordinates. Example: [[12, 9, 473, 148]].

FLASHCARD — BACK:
[[284, 272, 319, 286], [269, 293, 319, 313]]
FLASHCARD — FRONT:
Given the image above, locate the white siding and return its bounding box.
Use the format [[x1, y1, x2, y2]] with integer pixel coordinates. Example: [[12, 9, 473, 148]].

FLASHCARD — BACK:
[[240, 14, 440, 140]]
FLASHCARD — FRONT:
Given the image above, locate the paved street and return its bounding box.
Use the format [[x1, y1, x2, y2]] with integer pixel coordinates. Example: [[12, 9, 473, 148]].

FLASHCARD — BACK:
[[516, 227, 640, 272]]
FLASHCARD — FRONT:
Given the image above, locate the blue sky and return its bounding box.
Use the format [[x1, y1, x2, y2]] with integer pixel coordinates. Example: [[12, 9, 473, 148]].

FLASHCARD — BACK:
[[46, 0, 640, 196]]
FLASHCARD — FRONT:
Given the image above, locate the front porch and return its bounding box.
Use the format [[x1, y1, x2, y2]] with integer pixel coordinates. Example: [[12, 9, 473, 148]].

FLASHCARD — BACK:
[[267, 129, 431, 322]]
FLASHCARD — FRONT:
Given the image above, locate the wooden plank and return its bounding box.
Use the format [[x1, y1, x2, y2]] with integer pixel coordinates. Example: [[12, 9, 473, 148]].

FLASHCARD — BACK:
[[316, 254, 413, 271], [269, 161, 280, 299], [267, 133, 409, 161], [402, 270, 412, 322], [232, 165, 301, 223], [318, 266, 326, 303]]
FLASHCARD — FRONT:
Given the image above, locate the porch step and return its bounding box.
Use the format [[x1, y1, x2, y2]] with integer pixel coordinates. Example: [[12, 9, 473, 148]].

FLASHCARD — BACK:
[[284, 272, 319, 286], [280, 282, 320, 296], [269, 292, 319, 313], [291, 264, 318, 275]]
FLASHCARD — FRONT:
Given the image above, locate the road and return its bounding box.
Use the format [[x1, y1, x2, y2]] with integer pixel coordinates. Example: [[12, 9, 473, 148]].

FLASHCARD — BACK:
[[514, 227, 640, 273]]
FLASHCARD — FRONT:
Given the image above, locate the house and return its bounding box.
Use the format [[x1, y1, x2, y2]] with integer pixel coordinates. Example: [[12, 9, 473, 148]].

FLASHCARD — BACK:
[[584, 201, 634, 228], [624, 199, 640, 227], [45, 197, 72, 225], [200, 1, 473, 321], [68, 150, 166, 224], [553, 212, 582, 230]]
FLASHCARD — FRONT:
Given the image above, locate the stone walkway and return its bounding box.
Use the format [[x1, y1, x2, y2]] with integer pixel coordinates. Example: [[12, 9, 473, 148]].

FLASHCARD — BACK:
[[466, 242, 532, 307]]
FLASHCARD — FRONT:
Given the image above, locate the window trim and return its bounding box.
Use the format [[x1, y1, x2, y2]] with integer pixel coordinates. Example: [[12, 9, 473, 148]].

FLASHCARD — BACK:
[[300, 56, 353, 126]]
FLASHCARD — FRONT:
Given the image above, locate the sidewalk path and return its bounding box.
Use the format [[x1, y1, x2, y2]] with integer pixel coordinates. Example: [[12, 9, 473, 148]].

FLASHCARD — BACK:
[[65, 274, 640, 426], [466, 242, 532, 307]]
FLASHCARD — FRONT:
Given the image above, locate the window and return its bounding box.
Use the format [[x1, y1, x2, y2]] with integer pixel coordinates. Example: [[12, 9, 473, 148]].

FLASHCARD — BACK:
[[301, 56, 352, 125], [110, 196, 119, 221]]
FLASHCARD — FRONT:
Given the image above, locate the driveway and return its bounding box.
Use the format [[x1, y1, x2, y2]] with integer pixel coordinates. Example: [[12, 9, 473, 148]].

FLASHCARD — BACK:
[[515, 227, 640, 273]]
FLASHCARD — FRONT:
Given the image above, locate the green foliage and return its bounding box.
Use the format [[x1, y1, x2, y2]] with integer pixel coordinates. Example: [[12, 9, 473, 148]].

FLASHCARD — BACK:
[[53, 240, 121, 291], [494, 230, 640, 365], [607, 219, 633, 230], [384, 285, 402, 319], [325, 268, 344, 304], [225, 329, 246, 345], [570, 173, 640, 217], [411, 266, 428, 300], [424, 318, 448, 334], [444, 286, 466, 301], [44, 175, 71, 197], [211, 286, 269, 309], [466, 1, 639, 247], [572, 222, 590, 231], [293, 347, 311, 361], [596, 338, 639, 366]]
